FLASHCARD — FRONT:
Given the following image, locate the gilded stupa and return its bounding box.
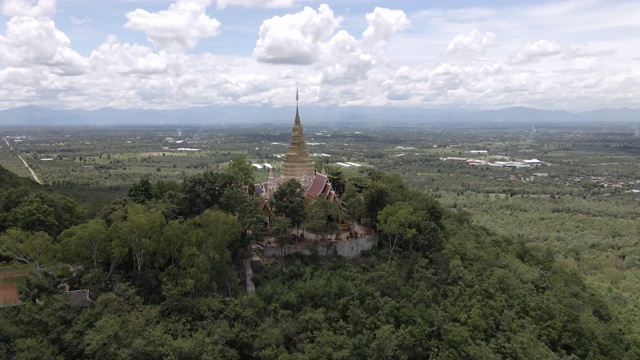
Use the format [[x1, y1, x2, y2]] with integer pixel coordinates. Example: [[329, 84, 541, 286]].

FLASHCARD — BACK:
[[279, 88, 316, 185]]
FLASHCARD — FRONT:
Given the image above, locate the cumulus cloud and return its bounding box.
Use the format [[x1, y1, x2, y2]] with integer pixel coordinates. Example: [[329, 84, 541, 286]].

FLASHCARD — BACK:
[[0, 12, 87, 75], [317, 30, 373, 84], [510, 39, 564, 65], [216, 0, 295, 9], [89, 36, 171, 76], [1, 0, 55, 17], [217, 74, 271, 100], [427, 63, 466, 91], [362, 7, 410, 57], [1, 0, 640, 111], [253, 4, 341, 64], [252, 4, 374, 84], [124, 0, 221, 51], [446, 29, 495, 55]]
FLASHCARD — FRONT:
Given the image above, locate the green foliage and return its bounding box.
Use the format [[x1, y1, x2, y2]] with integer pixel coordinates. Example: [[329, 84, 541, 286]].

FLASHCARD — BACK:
[[2, 157, 639, 359], [236, 197, 266, 256], [378, 202, 418, 260], [227, 156, 255, 186], [303, 197, 340, 242], [270, 216, 293, 264], [59, 219, 111, 270], [0, 165, 34, 191], [127, 178, 153, 204], [0, 187, 82, 236], [326, 165, 346, 196], [0, 229, 57, 281], [178, 171, 239, 217], [362, 172, 408, 227], [110, 204, 166, 272], [270, 179, 306, 230]]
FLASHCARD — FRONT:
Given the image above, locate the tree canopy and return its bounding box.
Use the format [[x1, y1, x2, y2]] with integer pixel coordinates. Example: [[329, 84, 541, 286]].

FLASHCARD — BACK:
[[1, 164, 639, 359]]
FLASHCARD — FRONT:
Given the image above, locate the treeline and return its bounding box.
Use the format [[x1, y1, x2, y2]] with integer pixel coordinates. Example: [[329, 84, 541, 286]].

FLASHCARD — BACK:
[[1, 163, 639, 358]]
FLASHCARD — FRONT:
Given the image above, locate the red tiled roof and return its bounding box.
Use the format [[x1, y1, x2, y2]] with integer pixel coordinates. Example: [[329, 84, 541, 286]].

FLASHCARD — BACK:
[[305, 173, 329, 198]]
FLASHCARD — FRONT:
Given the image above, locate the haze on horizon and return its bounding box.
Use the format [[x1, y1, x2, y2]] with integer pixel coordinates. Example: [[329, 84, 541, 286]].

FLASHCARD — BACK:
[[0, 0, 639, 113]]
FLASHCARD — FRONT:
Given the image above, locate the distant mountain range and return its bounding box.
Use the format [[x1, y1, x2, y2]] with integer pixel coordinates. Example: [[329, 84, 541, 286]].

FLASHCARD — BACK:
[[0, 105, 638, 127]]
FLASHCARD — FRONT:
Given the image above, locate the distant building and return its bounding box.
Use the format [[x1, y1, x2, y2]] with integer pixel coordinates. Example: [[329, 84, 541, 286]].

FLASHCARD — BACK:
[[442, 157, 468, 161]]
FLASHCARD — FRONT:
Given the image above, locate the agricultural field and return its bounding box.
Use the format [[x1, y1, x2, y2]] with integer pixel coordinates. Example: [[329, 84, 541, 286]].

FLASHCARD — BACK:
[[1, 123, 639, 281], [1, 122, 640, 356], [1, 122, 638, 204], [4, 122, 639, 291]]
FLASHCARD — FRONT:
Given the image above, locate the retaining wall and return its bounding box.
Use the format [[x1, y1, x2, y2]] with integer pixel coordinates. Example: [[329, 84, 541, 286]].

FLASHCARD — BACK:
[[264, 235, 378, 258]]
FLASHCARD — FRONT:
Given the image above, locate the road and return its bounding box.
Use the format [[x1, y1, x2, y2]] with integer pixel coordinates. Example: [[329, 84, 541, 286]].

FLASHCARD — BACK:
[[2, 137, 12, 150], [3, 136, 42, 184], [18, 155, 42, 184]]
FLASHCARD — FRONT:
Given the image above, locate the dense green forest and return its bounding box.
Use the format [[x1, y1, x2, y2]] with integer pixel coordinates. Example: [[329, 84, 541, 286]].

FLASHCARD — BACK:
[[1, 162, 639, 359]]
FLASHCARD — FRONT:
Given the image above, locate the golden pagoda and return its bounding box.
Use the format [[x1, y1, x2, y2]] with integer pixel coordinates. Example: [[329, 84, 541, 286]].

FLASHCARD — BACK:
[[279, 87, 316, 185]]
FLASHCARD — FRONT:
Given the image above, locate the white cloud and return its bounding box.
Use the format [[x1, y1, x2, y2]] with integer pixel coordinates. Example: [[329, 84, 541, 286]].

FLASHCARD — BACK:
[[1, 0, 55, 17], [70, 15, 91, 26], [89, 36, 170, 76], [124, 0, 221, 51], [510, 39, 564, 64], [217, 74, 271, 100], [253, 4, 341, 65], [216, 0, 295, 9], [317, 30, 373, 84], [386, 87, 412, 101], [0, 15, 87, 75], [362, 7, 410, 58], [1, 0, 640, 111], [446, 29, 495, 55]]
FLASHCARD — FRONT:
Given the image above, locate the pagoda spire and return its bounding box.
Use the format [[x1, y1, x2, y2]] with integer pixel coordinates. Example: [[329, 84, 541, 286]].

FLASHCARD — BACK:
[[295, 83, 300, 124], [278, 85, 316, 184]]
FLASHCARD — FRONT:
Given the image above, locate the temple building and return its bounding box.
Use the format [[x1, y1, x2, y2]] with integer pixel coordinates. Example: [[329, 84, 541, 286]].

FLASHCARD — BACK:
[[254, 89, 336, 203], [278, 88, 316, 186]]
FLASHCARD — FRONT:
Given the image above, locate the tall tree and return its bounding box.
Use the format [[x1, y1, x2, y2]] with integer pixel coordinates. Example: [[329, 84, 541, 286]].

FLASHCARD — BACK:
[[303, 197, 340, 243], [326, 165, 346, 196], [110, 204, 166, 272], [58, 219, 111, 270], [0, 188, 81, 236], [377, 202, 417, 261], [270, 216, 293, 265], [227, 156, 255, 186], [0, 229, 57, 283], [270, 179, 306, 234], [128, 178, 153, 204], [179, 171, 239, 217], [163, 209, 241, 297], [236, 197, 266, 258]]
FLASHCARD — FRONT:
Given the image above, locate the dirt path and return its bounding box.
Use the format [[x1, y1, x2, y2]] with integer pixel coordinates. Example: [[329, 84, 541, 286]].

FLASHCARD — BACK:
[[0, 283, 20, 306], [0, 270, 24, 307], [18, 155, 41, 184], [0, 271, 24, 279], [2, 136, 13, 150]]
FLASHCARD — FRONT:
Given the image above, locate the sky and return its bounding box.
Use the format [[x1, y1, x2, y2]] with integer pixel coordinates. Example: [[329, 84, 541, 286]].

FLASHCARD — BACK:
[[0, 0, 639, 112]]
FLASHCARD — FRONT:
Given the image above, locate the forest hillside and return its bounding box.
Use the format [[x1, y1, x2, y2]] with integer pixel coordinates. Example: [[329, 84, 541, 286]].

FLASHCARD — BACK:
[[0, 165, 638, 359]]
